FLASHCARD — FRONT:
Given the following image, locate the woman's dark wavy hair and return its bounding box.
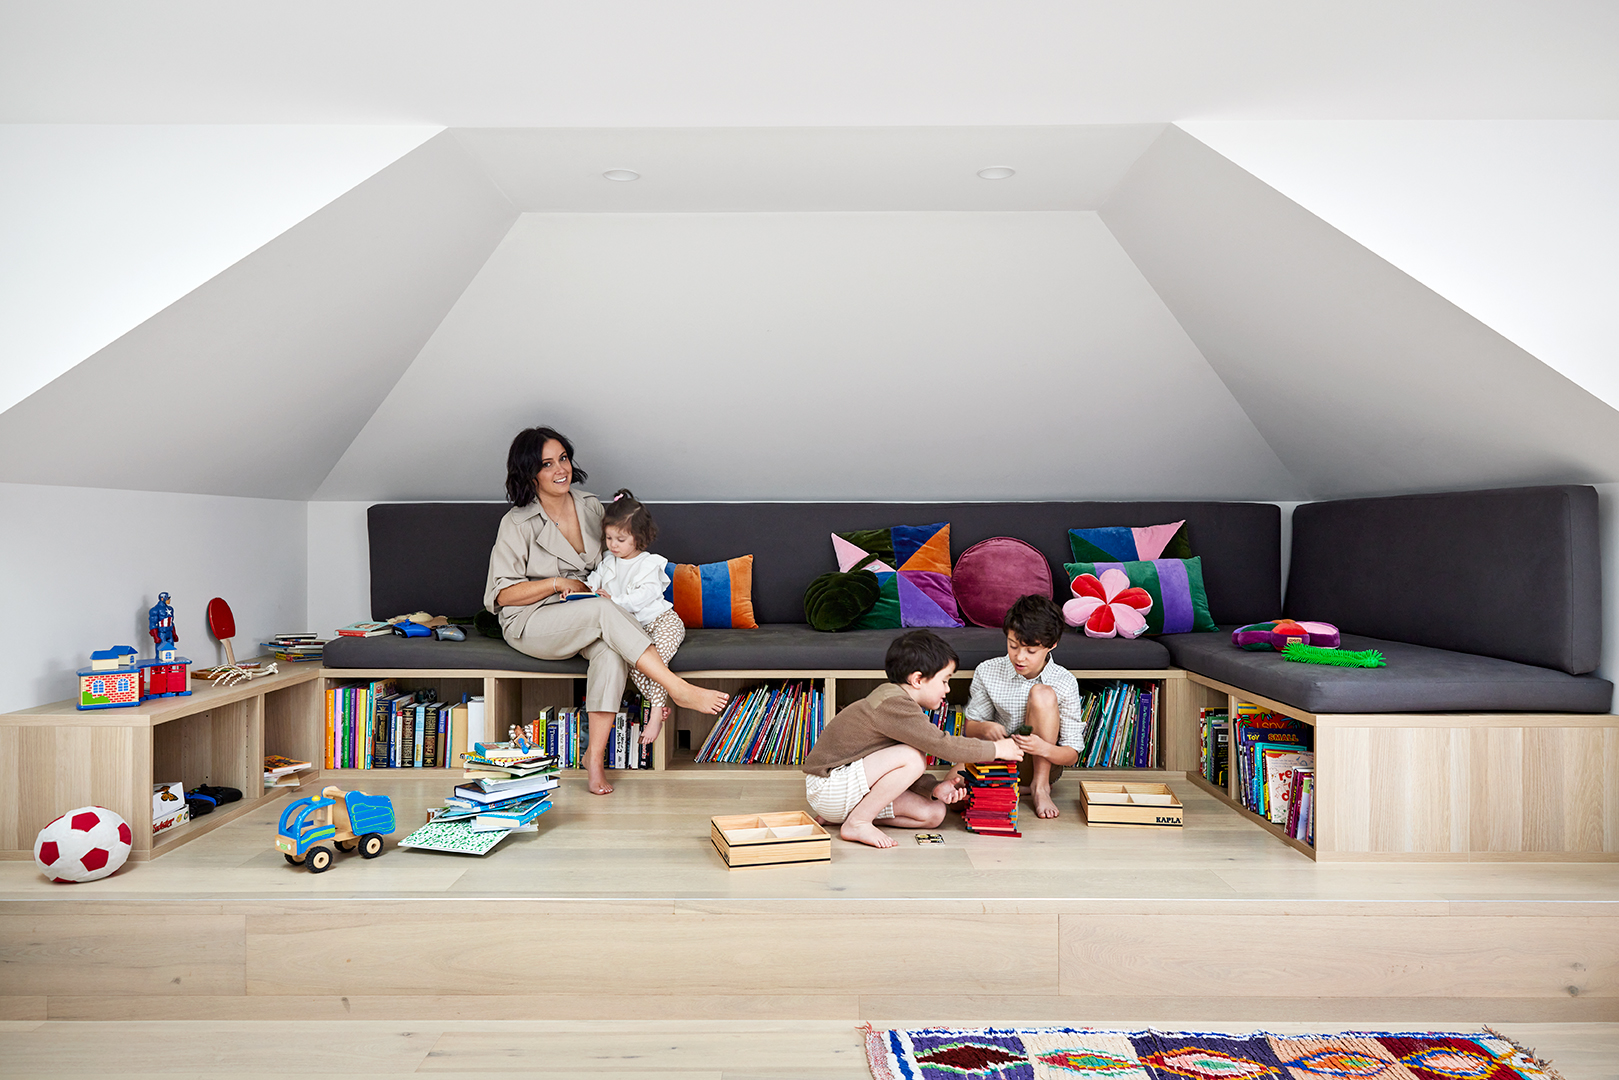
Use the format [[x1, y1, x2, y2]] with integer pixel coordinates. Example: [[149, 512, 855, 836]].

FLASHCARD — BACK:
[[505, 426, 587, 507]]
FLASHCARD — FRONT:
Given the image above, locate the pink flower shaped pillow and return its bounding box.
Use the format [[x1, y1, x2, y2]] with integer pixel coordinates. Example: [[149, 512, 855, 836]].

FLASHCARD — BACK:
[[1063, 569, 1154, 639]]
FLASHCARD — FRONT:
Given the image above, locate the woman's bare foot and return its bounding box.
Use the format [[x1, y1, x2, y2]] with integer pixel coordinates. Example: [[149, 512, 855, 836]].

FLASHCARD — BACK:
[[840, 821, 895, 848], [1031, 787, 1059, 818], [587, 770, 614, 795], [639, 705, 667, 745], [669, 681, 728, 715]]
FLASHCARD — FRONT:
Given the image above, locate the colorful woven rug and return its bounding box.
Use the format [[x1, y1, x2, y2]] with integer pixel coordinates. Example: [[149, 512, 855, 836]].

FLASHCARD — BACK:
[[864, 1026, 1564, 1080]]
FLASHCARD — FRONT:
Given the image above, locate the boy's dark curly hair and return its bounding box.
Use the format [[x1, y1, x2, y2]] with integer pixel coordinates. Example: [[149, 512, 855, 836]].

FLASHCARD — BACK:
[[884, 629, 959, 685], [1003, 594, 1065, 649]]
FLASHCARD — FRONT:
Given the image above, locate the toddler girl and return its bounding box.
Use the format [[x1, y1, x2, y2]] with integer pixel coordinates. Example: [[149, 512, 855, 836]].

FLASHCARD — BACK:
[[586, 490, 685, 744]]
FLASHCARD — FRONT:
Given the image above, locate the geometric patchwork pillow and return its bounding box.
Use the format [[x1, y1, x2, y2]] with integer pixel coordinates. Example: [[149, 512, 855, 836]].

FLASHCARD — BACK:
[[1068, 519, 1191, 564], [1063, 556, 1216, 635], [832, 522, 963, 629]]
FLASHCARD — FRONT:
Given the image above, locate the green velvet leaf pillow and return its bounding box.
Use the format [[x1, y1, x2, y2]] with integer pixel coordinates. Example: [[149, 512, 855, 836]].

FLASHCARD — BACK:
[[804, 555, 882, 633], [1062, 556, 1216, 635]]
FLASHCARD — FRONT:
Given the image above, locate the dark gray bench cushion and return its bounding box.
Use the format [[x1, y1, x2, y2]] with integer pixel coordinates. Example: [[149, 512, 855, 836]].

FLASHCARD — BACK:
[[323, 624, 1171, 674], [367, 500, 1281, 628], [1286, 485, 1601, 674], [1161, 628, 1613, 714]]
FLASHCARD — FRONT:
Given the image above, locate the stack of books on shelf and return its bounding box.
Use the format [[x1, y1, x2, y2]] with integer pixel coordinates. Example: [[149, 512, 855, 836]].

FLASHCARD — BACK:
[[334, 620, 391, 637], [324, 681, 471, 769], [924, 703, 967, 766], [960, 760, 1020, 837], [523, 702, 654, 770], [693, 681, 825, 764], [400, 742, 560, 856], [1199, 707, 1229, 787], [1233, 704, 1315, 842], [1076, 681, 1159, 768], [263, 754, 311, 789], [263, 633, 325, 662], [1285, 766, 1316, 845]]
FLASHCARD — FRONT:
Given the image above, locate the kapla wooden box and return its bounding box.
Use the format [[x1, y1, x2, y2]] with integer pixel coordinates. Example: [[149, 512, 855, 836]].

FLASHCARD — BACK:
[[711, 811, 832, 867], [1080, 781, 1184, 828]]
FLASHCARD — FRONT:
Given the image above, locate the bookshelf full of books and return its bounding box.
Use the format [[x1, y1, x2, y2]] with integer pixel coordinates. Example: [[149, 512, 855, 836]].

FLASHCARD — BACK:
[[514, 703, 655, 771], [1074, 680, 1160, 769], [323, 679, 479, 771], [1190, 697, 1316, 854], [693, 680, 826, 765]]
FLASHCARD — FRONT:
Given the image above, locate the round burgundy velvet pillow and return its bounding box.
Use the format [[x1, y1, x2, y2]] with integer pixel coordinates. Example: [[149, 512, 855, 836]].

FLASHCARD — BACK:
[[951, 537, 1055, 628]]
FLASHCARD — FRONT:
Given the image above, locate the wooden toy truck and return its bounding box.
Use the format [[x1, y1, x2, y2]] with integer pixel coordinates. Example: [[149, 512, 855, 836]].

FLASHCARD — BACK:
[[276, 785, 396, 873]]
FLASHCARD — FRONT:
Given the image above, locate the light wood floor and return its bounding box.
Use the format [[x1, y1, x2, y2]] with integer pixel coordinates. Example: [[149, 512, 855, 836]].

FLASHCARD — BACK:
[[3, 769, 1616, 902], [3, 771, 1615, 1076], [0, 1020, 1612, 1079]]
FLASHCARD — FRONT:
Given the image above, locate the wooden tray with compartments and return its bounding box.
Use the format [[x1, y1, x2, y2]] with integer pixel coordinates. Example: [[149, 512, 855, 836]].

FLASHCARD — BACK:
[[710, 811, 832, 867], [1079, 781, 1184, 827]]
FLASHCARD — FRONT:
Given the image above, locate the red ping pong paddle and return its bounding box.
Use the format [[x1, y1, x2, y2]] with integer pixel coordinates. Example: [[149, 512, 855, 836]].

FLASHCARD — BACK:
[[207, 597, 237, 667]]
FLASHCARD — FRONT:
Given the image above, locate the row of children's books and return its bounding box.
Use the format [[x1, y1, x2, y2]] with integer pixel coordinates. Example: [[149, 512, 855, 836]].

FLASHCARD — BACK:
[[1199, 707, 1230, 787], [1233, 703, 1315, 843], [511, 705, 654, 771], [324, 680, 473, 769], [694, 681, 825, 764], [1076, 681, 1159, 769], [924, 704, 967, 766]]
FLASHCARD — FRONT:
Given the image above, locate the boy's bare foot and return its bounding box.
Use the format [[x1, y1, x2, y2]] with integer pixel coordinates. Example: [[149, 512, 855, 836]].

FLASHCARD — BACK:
[[587, 770, 613, 795], [670, 682, 729, 715], [840, 821, 896, 848], [640, 706, 667, 745], [932, 776, 967, 805], [1031, 787, 1059, 818]]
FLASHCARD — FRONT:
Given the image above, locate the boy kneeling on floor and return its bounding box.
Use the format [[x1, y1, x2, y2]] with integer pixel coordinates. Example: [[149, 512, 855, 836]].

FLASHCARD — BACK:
[[802, 629, 1022, 849]]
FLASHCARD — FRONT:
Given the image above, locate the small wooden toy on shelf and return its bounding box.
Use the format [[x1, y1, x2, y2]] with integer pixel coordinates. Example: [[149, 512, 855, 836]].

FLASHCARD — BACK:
[[76, 645, 141, 710], [276, 786, 397, 873], [194, 596, 275, 687]]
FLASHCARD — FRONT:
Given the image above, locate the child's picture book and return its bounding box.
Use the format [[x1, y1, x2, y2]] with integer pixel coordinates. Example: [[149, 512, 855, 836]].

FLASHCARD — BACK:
[[396, 817, 514, 855]]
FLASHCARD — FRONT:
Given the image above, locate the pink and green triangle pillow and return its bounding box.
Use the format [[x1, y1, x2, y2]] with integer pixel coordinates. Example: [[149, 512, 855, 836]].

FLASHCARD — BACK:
[[831, 522, 963, 629]]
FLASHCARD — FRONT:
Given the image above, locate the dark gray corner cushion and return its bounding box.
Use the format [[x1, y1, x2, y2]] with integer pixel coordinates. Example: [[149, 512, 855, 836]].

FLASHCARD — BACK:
[[1285, 485, 1601, 675], [368, 500, 1281, 628], [1161, 628, 1613, 714], [325, 625, 1172, 674]]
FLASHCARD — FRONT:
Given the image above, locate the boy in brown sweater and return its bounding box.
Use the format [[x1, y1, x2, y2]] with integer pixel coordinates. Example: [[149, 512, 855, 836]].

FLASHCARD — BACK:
[[802, 629, 1022, 848]]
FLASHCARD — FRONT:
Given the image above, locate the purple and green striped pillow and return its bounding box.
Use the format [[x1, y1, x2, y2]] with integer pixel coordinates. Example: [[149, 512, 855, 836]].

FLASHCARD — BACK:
[[1063, 556, 1215, 635]]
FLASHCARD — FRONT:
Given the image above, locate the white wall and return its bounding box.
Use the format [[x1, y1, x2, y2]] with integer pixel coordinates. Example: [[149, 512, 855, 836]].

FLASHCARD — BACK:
[[1181, 120, 1619, 411], [0, 483, 307, 714], [306, 502, 373, 638], [316, 210, 1300, 502], [0, 124, 437, 415]]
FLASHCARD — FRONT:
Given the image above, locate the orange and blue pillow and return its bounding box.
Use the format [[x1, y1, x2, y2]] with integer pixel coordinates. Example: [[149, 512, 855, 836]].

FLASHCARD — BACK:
[[1064, 556, 1215, 635], [1068, 520, 1191, 564], [832, 522, 962, 629], [664, 555, 757, 629]]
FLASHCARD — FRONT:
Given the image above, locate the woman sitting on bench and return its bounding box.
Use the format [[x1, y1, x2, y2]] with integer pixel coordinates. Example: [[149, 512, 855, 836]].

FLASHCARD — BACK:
[[484, 426, 728, 794]]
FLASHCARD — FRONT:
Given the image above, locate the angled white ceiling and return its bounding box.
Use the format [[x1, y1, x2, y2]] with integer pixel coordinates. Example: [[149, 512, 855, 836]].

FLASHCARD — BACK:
[[2, 3, 1615, 125], [316, 210, 1302, 502], [453, 126, 1165, 212], [0, 132, 516, 499], [1180, 120, 1619, 411], [1101, 126, 1619, 498], [0, 124, 439, 414]]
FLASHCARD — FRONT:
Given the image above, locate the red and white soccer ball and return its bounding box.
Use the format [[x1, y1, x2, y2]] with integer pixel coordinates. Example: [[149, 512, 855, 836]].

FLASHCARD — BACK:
[[34, 806, 132, 883]]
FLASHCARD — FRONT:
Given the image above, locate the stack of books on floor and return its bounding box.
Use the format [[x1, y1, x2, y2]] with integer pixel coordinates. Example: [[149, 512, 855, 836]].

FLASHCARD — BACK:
[[1199, 707, 1229, 786], [263, 633, 325, 662], [1076, 680, 1159, 768], [399, 743, 560, 856], [694, 681, 824, 764], [924, 703, 966, 766], [1233, 704, 1315, 841], [263, 754, 311, 789], [525, 703, 653, 770], [960, 760, 1020, 837]]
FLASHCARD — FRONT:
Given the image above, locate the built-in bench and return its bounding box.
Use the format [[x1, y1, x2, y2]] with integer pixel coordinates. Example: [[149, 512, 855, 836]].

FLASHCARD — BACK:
[[318, 489, 1619, 860]]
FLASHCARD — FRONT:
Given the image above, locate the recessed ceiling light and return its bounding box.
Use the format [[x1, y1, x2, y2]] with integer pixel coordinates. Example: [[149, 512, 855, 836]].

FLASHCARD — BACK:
[[977, 166, 1016, 180], [602, 169, 640, 182]]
